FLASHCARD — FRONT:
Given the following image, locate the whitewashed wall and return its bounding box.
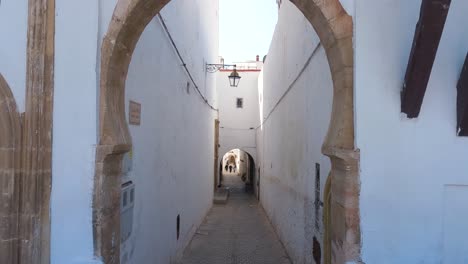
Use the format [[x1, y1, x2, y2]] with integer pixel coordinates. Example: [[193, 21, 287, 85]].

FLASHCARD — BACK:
[[122, 5, 218, 262], [51, 0, 100, 263], [51, 0, 219, 263], [256, 1, 333, 263], [217, 70, 260, 166], [355, 0, 468, 263], [0, 0, 28, 111]]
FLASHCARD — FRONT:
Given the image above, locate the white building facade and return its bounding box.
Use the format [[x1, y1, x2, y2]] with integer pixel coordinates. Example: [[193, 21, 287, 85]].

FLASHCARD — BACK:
[[355, 1, 468, 262], [216, 59, 262, 172]]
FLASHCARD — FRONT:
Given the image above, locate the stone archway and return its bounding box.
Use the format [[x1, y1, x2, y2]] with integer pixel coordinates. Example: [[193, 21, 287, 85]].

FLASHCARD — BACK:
[[0, 74, 21, 264], [94, 0, 359, 263], [220, 149, 255, 184]]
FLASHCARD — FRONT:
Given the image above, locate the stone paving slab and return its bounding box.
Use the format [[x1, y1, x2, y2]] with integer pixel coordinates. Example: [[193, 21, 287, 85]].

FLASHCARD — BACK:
[[180, 186, 291, 264]]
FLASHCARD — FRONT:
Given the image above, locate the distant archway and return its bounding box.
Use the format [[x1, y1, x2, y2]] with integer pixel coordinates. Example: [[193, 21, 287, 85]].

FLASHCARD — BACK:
[[94, 0, 359, 263], [219, 149, 256, 190]]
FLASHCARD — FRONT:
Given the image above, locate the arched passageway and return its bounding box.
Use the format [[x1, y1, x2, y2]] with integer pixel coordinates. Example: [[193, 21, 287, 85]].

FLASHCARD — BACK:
[[181, 148, 288, 264], [94, 0, 359, 263], [219, 149, 256, 193]]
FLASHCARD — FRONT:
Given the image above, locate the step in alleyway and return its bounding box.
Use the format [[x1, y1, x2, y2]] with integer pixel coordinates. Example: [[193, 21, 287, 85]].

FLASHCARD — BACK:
[[180, 178, 291, 264]]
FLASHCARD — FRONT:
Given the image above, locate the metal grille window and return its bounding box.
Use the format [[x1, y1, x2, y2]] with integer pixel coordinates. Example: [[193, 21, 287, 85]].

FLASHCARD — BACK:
[[236, 98, 243, 108]]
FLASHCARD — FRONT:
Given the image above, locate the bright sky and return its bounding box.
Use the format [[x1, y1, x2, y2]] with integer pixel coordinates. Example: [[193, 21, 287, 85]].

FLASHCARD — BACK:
[[219, 0, 278, 64]]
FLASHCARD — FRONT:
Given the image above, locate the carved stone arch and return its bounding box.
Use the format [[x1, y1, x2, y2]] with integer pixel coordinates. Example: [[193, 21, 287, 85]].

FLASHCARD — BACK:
[[0, 73, 22, 264], [95, 0, 360, 263], [289, 1, 360, 262]]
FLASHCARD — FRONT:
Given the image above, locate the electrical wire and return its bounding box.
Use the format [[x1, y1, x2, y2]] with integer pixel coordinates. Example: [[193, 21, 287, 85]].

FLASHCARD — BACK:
[[158, 15, 321, 122], [255, 43, 322, 130], [220, 127, 257, 131], [158, 14, 218, 112]]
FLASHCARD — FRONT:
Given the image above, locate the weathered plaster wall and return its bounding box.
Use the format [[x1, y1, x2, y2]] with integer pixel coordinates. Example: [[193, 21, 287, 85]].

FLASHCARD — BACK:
[[256, 1, 333, 263], [51, 1, 100, 263], [355, 0, 468, 262], [0, 0, 28, 111], [217, 70, 260, 166], [121, 1, 219, 263]]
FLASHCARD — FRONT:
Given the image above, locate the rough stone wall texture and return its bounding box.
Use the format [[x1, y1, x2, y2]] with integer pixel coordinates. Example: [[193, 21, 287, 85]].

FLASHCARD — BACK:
[[19, 0, 55, 263], [0, 0, 55, 263], [0, 74, 21, 264]]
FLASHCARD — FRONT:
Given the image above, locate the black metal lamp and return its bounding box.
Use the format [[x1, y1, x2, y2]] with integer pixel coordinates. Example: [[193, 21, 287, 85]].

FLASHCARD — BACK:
[[228, 68, 241, 87], [206, 63, 241, 87]]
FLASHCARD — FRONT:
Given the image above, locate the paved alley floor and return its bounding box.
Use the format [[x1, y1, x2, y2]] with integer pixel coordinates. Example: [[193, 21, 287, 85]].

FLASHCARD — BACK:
[[180, 175, 291, 264]]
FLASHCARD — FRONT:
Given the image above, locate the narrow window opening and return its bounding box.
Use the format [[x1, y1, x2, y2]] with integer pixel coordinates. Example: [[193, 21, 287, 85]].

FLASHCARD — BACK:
[[314, 163, 321, 230], [123, 192, 128, 207], [186, 81, 190, 94], [176, 214, 181, 240], [236, 98, 244, 108], [313, 236, 322, 264], [130, 189, 135, 202]]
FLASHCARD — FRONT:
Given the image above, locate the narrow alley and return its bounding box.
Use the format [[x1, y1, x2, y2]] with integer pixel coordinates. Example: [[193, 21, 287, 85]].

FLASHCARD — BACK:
[[1, 0, 468, 263], [181, 174, 291, 264]]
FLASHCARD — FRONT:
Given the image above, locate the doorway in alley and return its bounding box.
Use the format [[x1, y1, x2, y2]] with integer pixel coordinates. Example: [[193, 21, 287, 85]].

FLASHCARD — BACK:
[[181, 151, 290, 264], [219, 149, 256, 193]]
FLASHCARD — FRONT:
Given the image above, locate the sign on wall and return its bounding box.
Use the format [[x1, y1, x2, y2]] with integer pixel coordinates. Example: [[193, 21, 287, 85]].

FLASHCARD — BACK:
[[129, 100, 141, 125]]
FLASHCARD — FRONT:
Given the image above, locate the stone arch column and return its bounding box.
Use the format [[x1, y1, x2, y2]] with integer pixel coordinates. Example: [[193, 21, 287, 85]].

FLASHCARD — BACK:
[[290, 1, 360, 262], [0, 74, 22, 264], [95, 0, 360, 263]]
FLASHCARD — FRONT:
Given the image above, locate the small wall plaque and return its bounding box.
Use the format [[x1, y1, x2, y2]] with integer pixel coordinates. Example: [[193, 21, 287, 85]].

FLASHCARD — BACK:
[[129, 100, 141, 125]]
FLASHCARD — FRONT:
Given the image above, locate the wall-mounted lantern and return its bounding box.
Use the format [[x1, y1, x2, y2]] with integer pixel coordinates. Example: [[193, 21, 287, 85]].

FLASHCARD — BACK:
[[228, 68, 241, 87], [206, 63, 241, 87]]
